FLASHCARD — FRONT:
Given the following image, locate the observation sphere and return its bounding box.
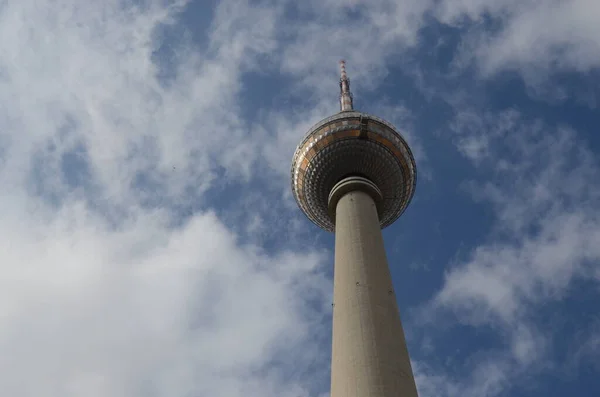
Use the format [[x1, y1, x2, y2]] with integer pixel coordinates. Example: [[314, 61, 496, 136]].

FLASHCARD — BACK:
[[291, 110, 417, 232]]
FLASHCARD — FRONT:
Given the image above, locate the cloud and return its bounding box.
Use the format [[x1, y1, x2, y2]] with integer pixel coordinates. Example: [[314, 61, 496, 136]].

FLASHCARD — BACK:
[[280, 0, 600, 91], [447, 0, 600, 74], [433, 0, 600, 102], [415, 109, 600, 396], [278, 0, 434, 95], [0, 0, 333, 396], [0, 201, 331, 396], [267, 2, 600, 395], [2, 0, 599, 396], [0, 0, 290, 213]]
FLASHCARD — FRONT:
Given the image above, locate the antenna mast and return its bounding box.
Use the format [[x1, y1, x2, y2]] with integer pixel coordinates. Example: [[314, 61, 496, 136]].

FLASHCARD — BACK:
[[339, 60, 354, 111]]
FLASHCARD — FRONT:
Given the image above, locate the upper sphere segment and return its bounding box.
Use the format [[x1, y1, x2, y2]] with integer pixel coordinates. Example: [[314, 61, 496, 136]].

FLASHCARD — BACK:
[[291, 111, 417, 232]]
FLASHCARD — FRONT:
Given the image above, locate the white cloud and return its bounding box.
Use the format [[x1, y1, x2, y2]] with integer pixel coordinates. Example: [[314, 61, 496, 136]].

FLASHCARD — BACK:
[[0, 201, 330, 396], [435, 0, 600, 98], [0, 0, 289, 213], [278, 0, 433, 95], [277, 0, 600, 98], [0, 1, 333, 396], [417, 110, 600, 396], [263, 2, 600, 395], [2, 0, 599, 396]]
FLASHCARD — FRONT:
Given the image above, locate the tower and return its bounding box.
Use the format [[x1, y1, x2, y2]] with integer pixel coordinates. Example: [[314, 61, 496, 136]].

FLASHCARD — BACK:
[[290, 61, 418, 397]]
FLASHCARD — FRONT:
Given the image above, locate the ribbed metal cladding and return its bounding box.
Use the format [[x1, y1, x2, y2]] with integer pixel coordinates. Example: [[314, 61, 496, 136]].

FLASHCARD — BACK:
[[290, 111, 416, 232]]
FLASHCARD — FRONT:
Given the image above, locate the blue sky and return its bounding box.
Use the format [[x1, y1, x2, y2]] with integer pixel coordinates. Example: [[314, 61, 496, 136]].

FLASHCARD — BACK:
[[0, 0, 599, 396]]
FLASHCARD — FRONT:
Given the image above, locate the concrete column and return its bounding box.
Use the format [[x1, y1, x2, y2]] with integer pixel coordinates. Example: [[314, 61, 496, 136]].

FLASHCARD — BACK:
[[329, 177, 418, 397]]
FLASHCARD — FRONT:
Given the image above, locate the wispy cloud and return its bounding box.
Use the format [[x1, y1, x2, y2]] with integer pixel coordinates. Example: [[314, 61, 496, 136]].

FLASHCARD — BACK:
[[1, 0, 599, 396], [0, 1, 332, 395], [415, 110, 600, 396]]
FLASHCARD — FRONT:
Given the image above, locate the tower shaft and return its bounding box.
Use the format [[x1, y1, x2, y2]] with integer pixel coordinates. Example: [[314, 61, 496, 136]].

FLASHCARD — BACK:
[[330, 180, 418, 397]]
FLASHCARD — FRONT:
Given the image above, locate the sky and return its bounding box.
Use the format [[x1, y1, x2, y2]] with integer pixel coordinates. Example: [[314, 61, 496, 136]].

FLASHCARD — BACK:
[[0, 0, 599, 396]]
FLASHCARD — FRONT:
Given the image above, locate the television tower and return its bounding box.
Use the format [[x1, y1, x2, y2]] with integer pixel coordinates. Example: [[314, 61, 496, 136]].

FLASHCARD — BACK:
[[291, 61, 418, 397]]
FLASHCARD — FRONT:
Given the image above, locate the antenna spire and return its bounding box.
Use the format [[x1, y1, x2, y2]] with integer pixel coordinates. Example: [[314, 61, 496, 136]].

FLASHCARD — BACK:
[[339, 60, 354, 111]]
